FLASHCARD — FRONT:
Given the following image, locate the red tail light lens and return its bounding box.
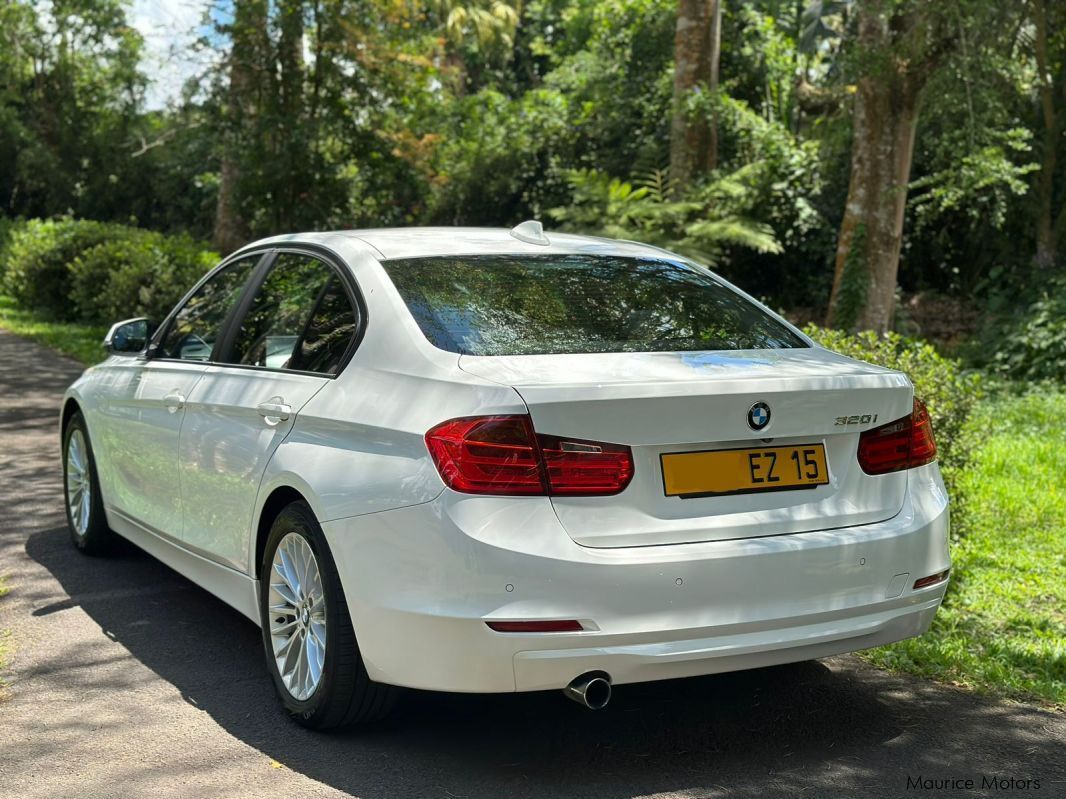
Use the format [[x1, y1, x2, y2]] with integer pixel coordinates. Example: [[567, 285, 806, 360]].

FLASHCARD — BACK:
[[539, 434, 635, 496], [424, 416, 544, 495], [425, 415, 634, 496], [857, 398, 938, 475]]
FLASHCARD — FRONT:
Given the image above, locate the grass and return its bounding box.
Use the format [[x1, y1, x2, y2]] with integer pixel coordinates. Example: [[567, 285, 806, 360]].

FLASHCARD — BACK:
[[864, 389, 1066, 707], [0, 294, 106, 366]]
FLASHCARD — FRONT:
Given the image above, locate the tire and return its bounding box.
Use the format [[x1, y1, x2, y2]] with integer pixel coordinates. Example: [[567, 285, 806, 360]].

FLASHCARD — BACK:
[[259, 501, 397, 729], [63, 411, 115, 555]]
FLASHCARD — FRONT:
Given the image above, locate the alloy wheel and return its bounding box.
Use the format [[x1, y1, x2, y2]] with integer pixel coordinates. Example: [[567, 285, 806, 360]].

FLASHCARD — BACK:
[[268, 532, 327, 701], [66, 429, 92, 537]]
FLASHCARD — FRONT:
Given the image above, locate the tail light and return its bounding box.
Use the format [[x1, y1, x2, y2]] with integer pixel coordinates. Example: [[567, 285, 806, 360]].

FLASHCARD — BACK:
[[857, 398, 937, 475], [425, 415, 634, 496]]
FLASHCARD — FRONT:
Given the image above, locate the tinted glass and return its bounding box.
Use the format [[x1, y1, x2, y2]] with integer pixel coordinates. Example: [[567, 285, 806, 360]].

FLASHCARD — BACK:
[[159, 257, 257, 360], [382, 254, 806, 356], [228, 253, 358, 375]]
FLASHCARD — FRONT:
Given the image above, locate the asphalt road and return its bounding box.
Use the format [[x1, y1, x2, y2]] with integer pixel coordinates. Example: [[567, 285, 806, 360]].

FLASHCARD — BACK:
[[0, 328, 1063, 799]]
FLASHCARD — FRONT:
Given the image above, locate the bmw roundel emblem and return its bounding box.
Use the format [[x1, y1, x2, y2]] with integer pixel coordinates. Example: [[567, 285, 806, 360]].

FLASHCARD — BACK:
[[747, 402, 771, 431]]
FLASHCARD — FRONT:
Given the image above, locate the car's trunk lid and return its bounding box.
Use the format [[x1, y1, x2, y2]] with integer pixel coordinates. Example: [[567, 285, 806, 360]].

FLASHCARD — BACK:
[[459, 348, 913, 547]]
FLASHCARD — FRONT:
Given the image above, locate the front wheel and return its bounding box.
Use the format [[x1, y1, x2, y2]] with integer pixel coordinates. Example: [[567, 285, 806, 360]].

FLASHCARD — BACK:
[[259, 502, 396, 729], [63, 411, 115, 555]]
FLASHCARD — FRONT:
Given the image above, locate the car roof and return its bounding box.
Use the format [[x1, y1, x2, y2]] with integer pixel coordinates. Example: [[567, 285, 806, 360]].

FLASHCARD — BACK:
[[242, 226, 675, 261]]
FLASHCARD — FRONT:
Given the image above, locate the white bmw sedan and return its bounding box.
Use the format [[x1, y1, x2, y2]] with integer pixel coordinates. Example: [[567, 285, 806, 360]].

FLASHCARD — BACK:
[[61, 224, 950, 728]]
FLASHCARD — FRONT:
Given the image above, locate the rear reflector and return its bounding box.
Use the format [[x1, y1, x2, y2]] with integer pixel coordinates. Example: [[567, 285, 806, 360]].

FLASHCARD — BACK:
[[913, 569, 950, 590], [857, 398, 938, 475], [425, 415, 634, 496], [486, 620, 584, 633]]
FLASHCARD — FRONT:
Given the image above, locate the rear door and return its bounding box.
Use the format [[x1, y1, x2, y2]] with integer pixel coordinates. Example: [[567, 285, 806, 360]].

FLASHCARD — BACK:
[[177, 250, 362, 571]]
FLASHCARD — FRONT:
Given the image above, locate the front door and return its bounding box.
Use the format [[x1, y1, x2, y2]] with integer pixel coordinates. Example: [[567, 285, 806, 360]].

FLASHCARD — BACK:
[[96, 255, 261, 538], [178, 251, 362, 571]]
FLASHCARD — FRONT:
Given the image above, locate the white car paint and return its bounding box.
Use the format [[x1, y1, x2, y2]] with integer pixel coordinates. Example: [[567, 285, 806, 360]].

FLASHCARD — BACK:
[[63, 227, 950, 695]]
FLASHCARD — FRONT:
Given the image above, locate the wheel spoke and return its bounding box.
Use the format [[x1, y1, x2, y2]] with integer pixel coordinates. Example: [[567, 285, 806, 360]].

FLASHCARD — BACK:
[[276, 548, 301, 598], [272, 618, 299, 635], [270, 580, 299, 607]]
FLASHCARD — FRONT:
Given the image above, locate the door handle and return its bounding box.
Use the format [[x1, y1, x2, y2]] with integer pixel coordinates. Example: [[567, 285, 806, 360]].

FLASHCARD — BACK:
[[163, 391, 186, 413], [256, 399, 292, 425]]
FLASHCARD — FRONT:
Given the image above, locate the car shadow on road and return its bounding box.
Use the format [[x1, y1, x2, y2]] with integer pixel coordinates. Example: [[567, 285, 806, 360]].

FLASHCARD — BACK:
[[25, 523, 1063, 799]]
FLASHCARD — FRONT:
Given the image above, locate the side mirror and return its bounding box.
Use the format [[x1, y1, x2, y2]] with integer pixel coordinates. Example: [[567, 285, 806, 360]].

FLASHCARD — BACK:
[[104, 317, 151, 356]]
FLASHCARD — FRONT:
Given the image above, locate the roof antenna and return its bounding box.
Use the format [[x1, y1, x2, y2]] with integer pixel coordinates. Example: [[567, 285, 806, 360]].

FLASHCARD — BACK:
[[509, 220, 550, 246]]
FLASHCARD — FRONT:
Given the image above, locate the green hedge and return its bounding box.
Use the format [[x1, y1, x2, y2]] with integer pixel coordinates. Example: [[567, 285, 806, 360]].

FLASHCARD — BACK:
[[0, 217, 217, 325], [806, 325, 985, 504], [2, 219, 121, 319], [70, 231, 217, 324]]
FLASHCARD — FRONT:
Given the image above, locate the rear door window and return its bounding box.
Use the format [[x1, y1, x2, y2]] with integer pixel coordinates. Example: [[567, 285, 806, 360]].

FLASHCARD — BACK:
[[381, 254, 807, 355], [226, 252, 359, 375]]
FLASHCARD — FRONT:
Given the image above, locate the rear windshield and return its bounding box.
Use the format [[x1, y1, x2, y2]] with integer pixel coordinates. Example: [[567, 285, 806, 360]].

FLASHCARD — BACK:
[[382, 254, 807, 356]]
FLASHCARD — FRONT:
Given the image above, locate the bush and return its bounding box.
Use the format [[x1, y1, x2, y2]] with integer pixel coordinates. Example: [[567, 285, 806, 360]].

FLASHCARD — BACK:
[[805, 325, 985, 503], [986, 275, 1066, 383], [0, 217, 217, 326], [2, 218, 123, 319], [70, 231, 217, 324], [0, 216, 21, 281]]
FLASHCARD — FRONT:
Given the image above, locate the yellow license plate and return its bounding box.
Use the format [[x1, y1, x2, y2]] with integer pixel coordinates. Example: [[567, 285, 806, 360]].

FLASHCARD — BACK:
[[661, 444, 829, 498]]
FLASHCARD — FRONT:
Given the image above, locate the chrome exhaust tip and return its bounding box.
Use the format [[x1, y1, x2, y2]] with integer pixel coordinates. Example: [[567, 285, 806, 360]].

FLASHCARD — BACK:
[[563, 673, 612, 710]]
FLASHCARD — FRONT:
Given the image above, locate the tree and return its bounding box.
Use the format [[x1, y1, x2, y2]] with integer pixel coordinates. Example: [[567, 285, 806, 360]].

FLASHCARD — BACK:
[[826, 0, 956, 332], [1031, 0, 1065, 267], [0, 0, 145, 220], [669, 0, 722, 189], [214, 0, 271, 254]]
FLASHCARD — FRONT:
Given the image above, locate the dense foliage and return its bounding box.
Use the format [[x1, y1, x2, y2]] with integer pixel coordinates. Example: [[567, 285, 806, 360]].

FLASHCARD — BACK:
[[1, 219, 216, 325], [974, 275, 1066, 383], [0, 0, 1063, 372]]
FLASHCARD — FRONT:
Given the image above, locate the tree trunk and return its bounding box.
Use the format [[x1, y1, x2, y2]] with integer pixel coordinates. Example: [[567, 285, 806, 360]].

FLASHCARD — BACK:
[[707, 0, 721, 171], [276, 0, 305, 229], [1032, 0, 1059, 267], [669, 0, 721, 189], [825, 2, 944, 333], [213, 0, 269, 254], [826, 13, 922, 333]]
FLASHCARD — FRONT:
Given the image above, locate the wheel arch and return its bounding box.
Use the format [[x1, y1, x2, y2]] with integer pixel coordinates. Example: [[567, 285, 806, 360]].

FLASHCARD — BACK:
[[253, 484, 313, 579], [61, 397, 82, 435]]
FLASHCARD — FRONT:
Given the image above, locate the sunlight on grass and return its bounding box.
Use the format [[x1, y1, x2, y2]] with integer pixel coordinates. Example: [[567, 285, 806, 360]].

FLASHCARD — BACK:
[[864, 390, 1066, 706], [0, 294, 107, 366]]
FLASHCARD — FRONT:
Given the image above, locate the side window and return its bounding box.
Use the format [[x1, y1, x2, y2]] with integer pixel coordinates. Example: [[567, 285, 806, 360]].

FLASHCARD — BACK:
[[159, 257, 258, 361], [228, 253, 359, 375]]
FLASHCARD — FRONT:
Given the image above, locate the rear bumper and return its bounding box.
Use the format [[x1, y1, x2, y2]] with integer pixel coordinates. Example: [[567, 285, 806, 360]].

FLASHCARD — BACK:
[[322, 463, 950, 693]]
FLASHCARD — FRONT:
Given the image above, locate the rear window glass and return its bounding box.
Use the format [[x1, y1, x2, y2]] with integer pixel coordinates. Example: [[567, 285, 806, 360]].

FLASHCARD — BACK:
[[382, 254, 807, 356]]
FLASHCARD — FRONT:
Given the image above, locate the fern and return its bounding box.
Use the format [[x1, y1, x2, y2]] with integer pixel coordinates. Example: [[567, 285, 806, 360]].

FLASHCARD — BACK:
[[549, 166, 782, 266]]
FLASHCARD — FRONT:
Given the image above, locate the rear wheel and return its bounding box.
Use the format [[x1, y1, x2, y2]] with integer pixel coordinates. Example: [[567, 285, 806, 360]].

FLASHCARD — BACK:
[[63, 412, 115, 555], [259, 501, 396, 729]]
